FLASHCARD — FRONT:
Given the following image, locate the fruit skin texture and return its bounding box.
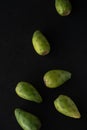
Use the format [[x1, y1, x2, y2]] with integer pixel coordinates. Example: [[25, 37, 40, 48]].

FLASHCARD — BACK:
[[32, 30, 50, 56], [15, 81, 42, 103], [15, 108, 41, 130], [55, 0, 72, 16], [54, 95, 81, 119], [43, 70, 71, 88]]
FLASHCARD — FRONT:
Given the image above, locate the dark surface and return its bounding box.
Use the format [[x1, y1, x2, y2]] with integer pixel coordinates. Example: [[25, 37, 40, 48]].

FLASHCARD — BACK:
[[0, 1, 87, 130]]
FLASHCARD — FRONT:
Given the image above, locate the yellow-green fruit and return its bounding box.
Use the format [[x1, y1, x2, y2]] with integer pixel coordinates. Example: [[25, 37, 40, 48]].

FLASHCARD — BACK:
[[15, 108, 41, 130], [55, 0, 72, 16], [43, 70, 71, 88], [15, 81, 42, 103], [32, 30, 50, 56], [54, 95, 81, 118]]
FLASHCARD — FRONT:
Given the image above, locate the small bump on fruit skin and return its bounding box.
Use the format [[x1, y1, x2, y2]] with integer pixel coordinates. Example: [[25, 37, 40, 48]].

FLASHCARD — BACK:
[[15, 81, 43, 103], [55, 0, 72, 16], [54, 95, 81, 119], [15, 108, 41, 130], [32, 30, 50, 56], [43, 70, 71, 88]]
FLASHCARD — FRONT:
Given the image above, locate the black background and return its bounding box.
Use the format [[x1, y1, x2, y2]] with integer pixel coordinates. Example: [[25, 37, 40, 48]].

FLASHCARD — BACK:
[[0, 0, 87, 130]]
